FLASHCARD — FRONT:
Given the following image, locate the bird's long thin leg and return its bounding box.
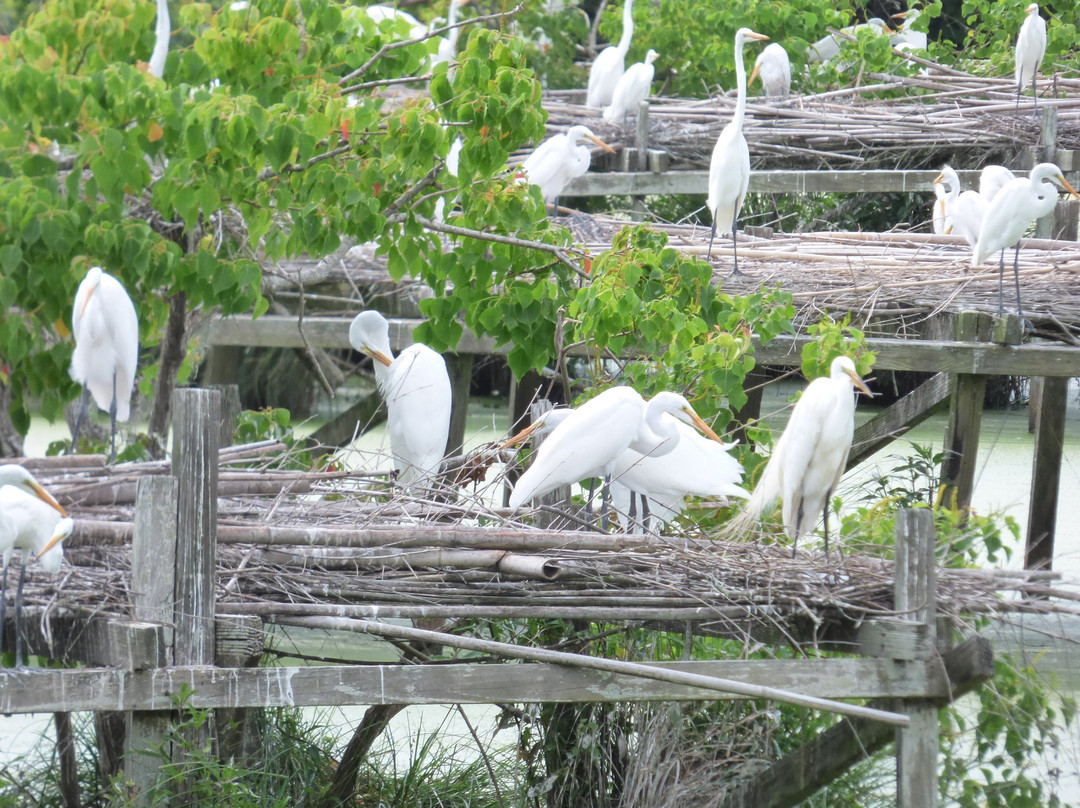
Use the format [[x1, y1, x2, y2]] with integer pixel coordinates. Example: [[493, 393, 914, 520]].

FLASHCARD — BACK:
[[730, 219, 742, 277], [1012, 243, 1025, 318], [628, 490, 638, 532], [108, 369, 118, 464], [600, 474, 611, 532], [706, 218, 718, 260], [69, 386, 91, 455], [586, 478, 597, 524], [0, 562, 7, 661], [14, 557, 26, 668], [1033, 71, 1038, 117], [997, 248, 1006, 317], [641, 496, 651, 534], [822, 491, 833, 561], [793, 500, 804, 558], [1016, 78, 1021, 114]]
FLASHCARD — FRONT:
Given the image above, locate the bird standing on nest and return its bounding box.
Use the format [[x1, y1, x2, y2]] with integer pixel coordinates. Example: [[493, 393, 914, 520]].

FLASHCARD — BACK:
[[934, 165, 988, 248], [603, 49, 659, 126], [726, 356, 871, 558], [1014, 3, 1046, 115], [519, 125, 615, 207], [586, 0, 636, 109], [749, 43, 790, 99]]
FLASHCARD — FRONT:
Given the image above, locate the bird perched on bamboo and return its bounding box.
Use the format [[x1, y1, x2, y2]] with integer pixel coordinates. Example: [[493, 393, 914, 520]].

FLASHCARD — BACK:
[[707, 27, 769, 272], [0, 485, 74, 667], [349, 310, 452, 489], [806, 17, 888, 63], [586, 0, 636, 108], [519, 124, 615, 207], [603, 49, 659, 126], [504, 387, 727, 529], [934, 165, 988, 248], [972, 162, 1080, 317], [749, 43, 791, 99], [727, 356, 871, 558], [979, 165, 1016, 204], [69, 266, 139, 464], [1014, 3, 1046, 115]]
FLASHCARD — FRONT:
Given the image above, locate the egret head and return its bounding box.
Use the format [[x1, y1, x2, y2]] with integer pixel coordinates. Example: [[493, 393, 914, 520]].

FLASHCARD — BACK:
[[1026, 3, 1040, 15], [1032, 163, 1080, 200], [735, 28, 769, 46], [649, 392, 725, 444], [349, 310, 394, 367], [644, 49, 659, 65], [830, 356, 872, 396], [77, 266, 104, 320], [37, 517, 74, 572], [567, 125, 616, 155], [0, 465, 68, 517]]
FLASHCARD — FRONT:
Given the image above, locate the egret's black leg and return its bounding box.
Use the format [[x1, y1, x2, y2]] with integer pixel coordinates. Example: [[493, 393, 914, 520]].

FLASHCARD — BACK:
[[586, 478, 597, 524], [707, 218, 718, 260], [641, 496, 651, 534], [1016, 79, 1021, 114], [628, 491, 638, 532], [600, 474, 611, 531], [793, 500, 804, 558], [1012, 243, 1024, 318], [1033, 72, 1038, 117], [730, 220, 742, 277], [822, 491, 833, 561], [69, 386, 91, 455], [14, 558, 26, 668], [997, 248, 1006, 317], [0, 561, 7, 660], [108, 369, 118, 464]]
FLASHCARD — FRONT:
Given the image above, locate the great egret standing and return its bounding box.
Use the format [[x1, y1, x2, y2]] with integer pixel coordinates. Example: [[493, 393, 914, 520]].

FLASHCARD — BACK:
[[730, 356, 871, 557], [749, 43, 791, 99], [603, 49, 659, 126], [935, 165, 988, 248], [0, 465, 68, 517], [707, 27, 769, 272], [349, 310, 452, 489], [972, 162, 1080, 317], [1015, 3, 1046, 114], [979, 165, 1017, 204], [932, 181, 948, 235], [0, 485, 74, 666], [519, 124, 615, 206], [586, 0, 635, 109], [506, 388, 726, 526], [69, 267, 139, 464], [148, 0, 170, 79]]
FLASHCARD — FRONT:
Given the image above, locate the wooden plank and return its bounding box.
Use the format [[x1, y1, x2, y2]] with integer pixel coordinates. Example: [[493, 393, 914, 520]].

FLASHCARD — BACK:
[[719, 635, 992, 808], [563, 169, 996, 197], [1026, 375, 1068, 572], [895, 509, 938, 808], [855, 620, 934, 661], [199, 317, 1080, 378], [940, 313, 991, 512], [847, 372, 952, 469], [0, 657, 950, 714], [9, 612, 166, 669]]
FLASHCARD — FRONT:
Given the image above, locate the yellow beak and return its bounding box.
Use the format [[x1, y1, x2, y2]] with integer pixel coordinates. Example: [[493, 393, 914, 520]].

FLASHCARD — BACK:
[[78, 284, 96, 320], [746, 31, 770, 41], [587, 134, 616, 155], [30, 482, 68, 518], [845, 368, 873, 396], [933, 172, 944, 185], [682, 406, 725, 444], [37, 524, 69, 558], [1056, 174, 1080, 201], [749, 64, 761, 86], [501, 419, 546, 450], [365, 347, 394, 367]]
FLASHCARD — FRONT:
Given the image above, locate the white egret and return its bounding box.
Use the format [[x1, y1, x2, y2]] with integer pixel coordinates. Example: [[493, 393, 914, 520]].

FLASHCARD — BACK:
[[0, 485, 74, 666], [603, 49, 659, 126], [890, 10, 927, 51], [1015, 3, 1046, 114], [506, 388, 726, 526], [586, 0, 635, 109], [935, 165, 988, 248], [707, 27, 769, 272], [519, 124, 615, 206], [806, 17, 888, 63], [979, 165, 1017, 204], [349, 310, 452, 489], [932, 181, 948, 235], [69, 267, 139, 464], [148, 0, 170, 79], [749, 43, 791, 99], [0, 465, 68, 518], [972, 162, 1080, 317], [731, 356, 871, 557]]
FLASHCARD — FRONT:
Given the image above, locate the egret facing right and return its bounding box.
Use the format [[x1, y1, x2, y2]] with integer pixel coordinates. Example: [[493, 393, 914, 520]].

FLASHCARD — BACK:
[[69, 267, 139, 463], [519, 124, 615, 207], [707, 27, 769, 273], [1014, 3, 1046, 114]]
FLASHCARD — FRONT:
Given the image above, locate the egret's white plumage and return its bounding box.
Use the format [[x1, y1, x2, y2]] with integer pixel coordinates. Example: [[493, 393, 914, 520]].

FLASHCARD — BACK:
[[1015, 3, 1046, 113], [979, 165, 1017, 204], [972, 162, 1080, 315], [69, 267, 139, 462], [706, 27, 768, 271], [0, 465, 67, 518], [806, 17, 888, 63], [890, 9, 927, 51], [932, 182, 948, 235], [349, 310, 452, 487], [507, 388, 726, 512], [603, 49, 658, 125], [586, 0, 635, 108], [148, 0, 170, 79], [935, 165, 988, 248], [749, 43, 791, 99], [731, 356, 871, 556], [519, 124, 614, 205]]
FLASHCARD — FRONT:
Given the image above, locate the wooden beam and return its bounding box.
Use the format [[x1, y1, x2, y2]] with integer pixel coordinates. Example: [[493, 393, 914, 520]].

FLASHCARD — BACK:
[[718, 635, 993, 808], [847, 373, 952, 469], [0, 657, 950, 715], [4, 611, 166, 669], [199, 317, 1080, 378], [940, 313, 992, 511], [1026, 376, 1068, 572]]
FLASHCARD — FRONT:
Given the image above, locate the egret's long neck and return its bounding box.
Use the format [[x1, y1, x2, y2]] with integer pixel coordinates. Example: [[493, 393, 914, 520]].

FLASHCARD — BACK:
[[149, 0, 170, 79], [616, 0, 634, 54], [733, 35, 748, 132], [633, 401, 680, 459], [447, 1, 461, 53]]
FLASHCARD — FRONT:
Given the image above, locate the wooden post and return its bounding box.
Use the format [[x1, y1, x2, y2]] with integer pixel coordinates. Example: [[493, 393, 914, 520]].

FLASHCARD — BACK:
[[895, 508, 938, 808], [631, 100, 649, 221], [1036, 107, 1058, 239], [1025, 376, 1068, 572], [443, 353, 474, 457], [530, 400, 572, 529], [208, 384, 241, 449], [202, 345, 241, 386], [939, 312, 990, 512], [124, 476, 180, 806]]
